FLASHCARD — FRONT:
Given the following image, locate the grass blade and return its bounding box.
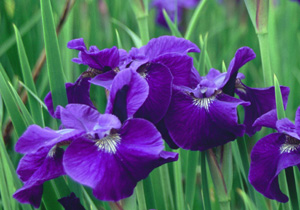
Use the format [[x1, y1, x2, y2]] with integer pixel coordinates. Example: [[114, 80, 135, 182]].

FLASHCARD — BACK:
[[200, 152, 211, 210], [185, 151, 199, 210], [8, 82, 34, 126], [237, 188, 257, 210], [184, 0, 208, 40], [274, 74, 286, 120], [111, 18, 142, 48], [162, 9, 182, 37], [13, 25, 44, 126], [40, 0, 68, 110], [0, 64, 27, 137], [19, 81, 48, 110]]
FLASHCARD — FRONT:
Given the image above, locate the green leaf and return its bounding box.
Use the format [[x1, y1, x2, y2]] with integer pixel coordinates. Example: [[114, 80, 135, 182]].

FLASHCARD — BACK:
[[81, 187, 98, 210], [159, 164, 175, 210], [19, 81, 48, 111], [115, 29, 123, 49], [237, 188, 257, 210], [184, 0, 208, 40], [111, 18, 142, 48], [274, 74, 286, 120], [185, 151, 199, 210], [136, 181, 147, 210], [198, 34, 208, 75], [162, 9, 182, 37], [0, 158, 12, 210], [206, 149, 230, 209], [0, 64, 27, 137], [8, 82, 34, 126], [173, 149, 185, 210], [40, 0, 68, 111], [13, 24, 43, 126], [0, 12, 41, 57], [200, 152, 211, 210], [221, 143, 233, 196], [42, 181, 64, 210]]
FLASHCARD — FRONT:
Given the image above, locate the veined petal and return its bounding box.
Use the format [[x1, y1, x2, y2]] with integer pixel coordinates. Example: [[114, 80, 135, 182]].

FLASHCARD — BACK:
[[295, 107, 300, 137], [68, 38, 119, 70], [249, 133, 300, 202], [165, 89, 248, 150], [60, 104, 101, 131], [64, 118, 177, 201], [134, 63, 173, 123], [276, 118, 300, 139], [13, 147, 65, 208], [142, 36, 200, 59], [106, 69, 149, 121], [252, 109, 278, 130], [79, 46, 119, 70], [236, 83, 290, 136], [15, 125, 81, 154], [90, 70, 117, 90], [67, 38, 86, 51], [152, 53, 197, 87], [221, 47, 256, 95]]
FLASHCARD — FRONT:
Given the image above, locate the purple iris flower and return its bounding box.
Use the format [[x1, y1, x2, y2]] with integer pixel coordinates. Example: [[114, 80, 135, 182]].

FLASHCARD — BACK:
[[235, 80, 290, 136], [124, 36, 200, 124], [45, 38, 123, 117], [58, 193, 86, 210], [152, 0, 200, 28], [249, 107, 300, 202], [291, 0, 300, 3], [62, 69, 178, 201], [14, 69, 178, 206], [164, 47, 255, 150]]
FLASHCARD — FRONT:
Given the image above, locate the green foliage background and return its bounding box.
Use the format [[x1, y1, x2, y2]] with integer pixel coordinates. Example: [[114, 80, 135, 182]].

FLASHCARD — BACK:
[[0, 0, 300, 209]]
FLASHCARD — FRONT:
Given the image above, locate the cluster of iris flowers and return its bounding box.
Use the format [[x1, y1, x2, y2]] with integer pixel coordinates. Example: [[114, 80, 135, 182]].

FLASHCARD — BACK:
[[13, 35, 300, 207]]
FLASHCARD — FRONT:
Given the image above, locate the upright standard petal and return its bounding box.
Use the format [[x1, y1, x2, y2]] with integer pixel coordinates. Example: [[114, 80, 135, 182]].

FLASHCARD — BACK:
[[67, 38, 86, 51], [90, 70, 117, 90], [221, 47, 256, 96], [59, 104, 101, 131], [13, 147, 65, 208], [68, 38, 119, 70], [142, 36, 200, 59], [165, 88, 249, 150], [134, 63, 173, 124], [106, 69, 149, 121], [64, 118, 178, 201], [152, 54, 197, 87], [235, 83, 290, 136], [249, 133, 300, 202]]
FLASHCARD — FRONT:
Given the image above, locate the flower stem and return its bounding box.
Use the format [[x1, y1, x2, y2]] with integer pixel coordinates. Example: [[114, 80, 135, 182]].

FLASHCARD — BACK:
[[136, 181, 147, 210], [137, 14, 149, 45], [257, 33, 273, 86], [173, 149, 185, 210]]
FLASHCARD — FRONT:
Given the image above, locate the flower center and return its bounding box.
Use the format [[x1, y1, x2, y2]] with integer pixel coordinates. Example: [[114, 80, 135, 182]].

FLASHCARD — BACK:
[[235, 79, 246, 94], [193, 97, 215, 110], [190, 90, 221, 110], [95, 133, 121, 154], [280, 135, 300, 154], [47, 145, 58, 158]]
